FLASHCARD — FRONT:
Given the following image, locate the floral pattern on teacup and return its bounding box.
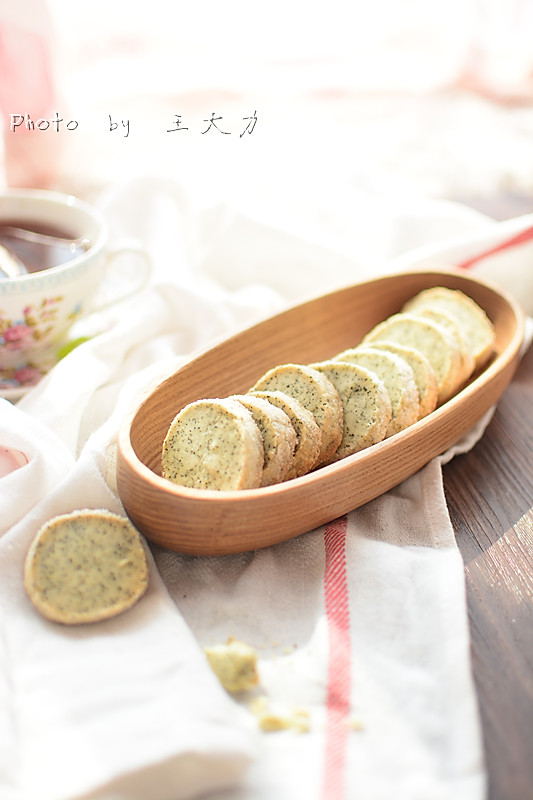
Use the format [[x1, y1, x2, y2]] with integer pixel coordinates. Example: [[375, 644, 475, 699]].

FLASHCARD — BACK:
[[0, 296, 64, 351], [0, 364, 44, 390], [1, 296, 89, 393]]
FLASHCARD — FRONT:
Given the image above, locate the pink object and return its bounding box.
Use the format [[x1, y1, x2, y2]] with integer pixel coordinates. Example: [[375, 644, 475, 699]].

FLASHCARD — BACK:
[[0, 445, 28, 477], [0, 8, 60, 188]]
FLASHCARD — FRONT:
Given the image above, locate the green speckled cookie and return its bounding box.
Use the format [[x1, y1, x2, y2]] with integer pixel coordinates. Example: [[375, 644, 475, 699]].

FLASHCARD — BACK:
[[161, 397, 264, 490], [251, 363, 343, 465], [24, 509, 149, 625], [310, 360, 392, 460]]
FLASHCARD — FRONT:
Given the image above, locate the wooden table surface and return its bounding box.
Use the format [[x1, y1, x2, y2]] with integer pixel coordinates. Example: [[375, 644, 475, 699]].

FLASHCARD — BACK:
[[443, 336, 533, 800]]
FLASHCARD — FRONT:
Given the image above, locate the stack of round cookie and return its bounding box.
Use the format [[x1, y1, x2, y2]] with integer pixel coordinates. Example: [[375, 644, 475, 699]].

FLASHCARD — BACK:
[[161, 287, 495, 491]]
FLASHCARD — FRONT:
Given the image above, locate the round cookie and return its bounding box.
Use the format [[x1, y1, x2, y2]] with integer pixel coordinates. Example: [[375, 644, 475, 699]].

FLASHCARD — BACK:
[[250, 389, 322, 479], [231, 394, 297, 486], [162, 397, 264, 490], [251, 363, 343, 465], [367, 341, 438, 419], [335, 345, 420, 437], [412, 307, 475, 386], [24, 509, 149, 625], [362, 312, 463, 404], [309, 360, 391, 460], [402, 286, 495, 369]]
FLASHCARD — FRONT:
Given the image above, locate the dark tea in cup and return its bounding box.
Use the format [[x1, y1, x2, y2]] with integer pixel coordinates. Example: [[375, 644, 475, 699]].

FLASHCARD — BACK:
[[0, 220, 90, 274]]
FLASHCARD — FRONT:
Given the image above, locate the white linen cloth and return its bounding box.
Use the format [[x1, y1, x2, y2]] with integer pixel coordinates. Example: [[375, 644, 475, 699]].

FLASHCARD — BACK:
[[1, 178, 531, 800]]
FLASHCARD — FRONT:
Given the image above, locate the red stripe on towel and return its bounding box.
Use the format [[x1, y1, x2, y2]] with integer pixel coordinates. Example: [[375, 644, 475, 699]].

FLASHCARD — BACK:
[[458, 224, 533, 269], [322, 516, 351, 800]]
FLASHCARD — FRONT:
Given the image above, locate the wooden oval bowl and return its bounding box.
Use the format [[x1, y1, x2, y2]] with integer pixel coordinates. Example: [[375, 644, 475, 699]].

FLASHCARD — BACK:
[[117, 269, 525, 555]]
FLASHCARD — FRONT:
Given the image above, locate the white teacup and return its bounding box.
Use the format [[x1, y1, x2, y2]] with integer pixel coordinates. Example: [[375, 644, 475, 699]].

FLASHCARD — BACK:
[[0, 189, 151, 378]]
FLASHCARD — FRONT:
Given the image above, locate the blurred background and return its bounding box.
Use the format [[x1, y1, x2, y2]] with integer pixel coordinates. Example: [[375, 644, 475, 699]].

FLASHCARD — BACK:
[[1, 0, 533, 248]]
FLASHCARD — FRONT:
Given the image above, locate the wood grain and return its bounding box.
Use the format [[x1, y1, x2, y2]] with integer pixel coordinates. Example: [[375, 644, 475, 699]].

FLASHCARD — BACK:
[[444, 342, 533, 800]]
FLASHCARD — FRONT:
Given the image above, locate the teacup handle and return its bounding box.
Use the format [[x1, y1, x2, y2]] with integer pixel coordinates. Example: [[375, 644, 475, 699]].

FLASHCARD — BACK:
[[92, 239, 152, 312]]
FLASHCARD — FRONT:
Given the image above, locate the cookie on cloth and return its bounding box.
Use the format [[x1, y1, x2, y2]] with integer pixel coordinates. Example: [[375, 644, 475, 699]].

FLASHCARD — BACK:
[[24, 509, 149, 625], [204, 638, 259, 694]]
